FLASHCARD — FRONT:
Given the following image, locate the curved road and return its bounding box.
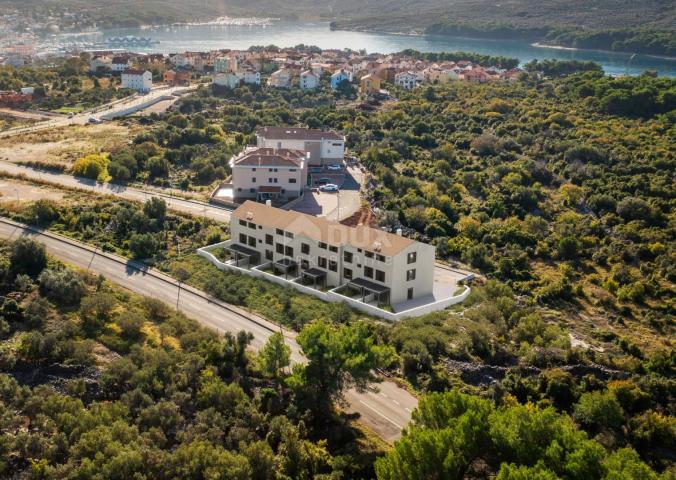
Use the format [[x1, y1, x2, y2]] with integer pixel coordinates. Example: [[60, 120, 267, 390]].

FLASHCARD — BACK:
[[0, 160, 233, 223], [0, 217, 416, 442]]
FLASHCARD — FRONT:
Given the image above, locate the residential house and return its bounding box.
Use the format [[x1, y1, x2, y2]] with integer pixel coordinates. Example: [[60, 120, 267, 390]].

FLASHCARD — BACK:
[[121, 70, 152, 92], [227, 201, 435, 306], [0, 90, 32, 107], [463, 67, 489, 83], [394, 71, 420, 90], [164, 70, 191, 86], [89, 55, 112, 73], [299, 70, 319, 90], [268, 68, 291, 88], [330, 69, 350, 90], [256, 126, 345, 166], [359, 74, 381, 97], [214, 55, 237, 73], [111, 55, 133, 72], [214, 72, 240, 89], [230, 147, 308, 202], [239, 69, 261, 85]]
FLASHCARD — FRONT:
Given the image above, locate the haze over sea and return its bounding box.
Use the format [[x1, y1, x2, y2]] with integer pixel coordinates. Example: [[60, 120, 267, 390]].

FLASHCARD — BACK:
[[68, 21, 675, 77]]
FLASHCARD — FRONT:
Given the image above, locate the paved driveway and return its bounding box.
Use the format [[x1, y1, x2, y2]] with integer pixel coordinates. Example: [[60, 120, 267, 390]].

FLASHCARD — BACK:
[[292, 164, 365, 221]]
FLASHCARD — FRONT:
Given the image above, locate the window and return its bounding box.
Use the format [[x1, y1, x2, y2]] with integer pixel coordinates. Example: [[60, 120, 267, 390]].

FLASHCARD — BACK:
[[290, 168, 296, 172], [318, 242, 327, 250], [376, 270, 385, 282], [249, 188, 255, 193], [406, 269, 416, 281], [343, 268, 352, 279], [252, 177, 256, 183], [248, 222, 256, 229], [268, 168, 273, 172], [357, 248, 362, 253], [276, 229, 284, 236], [276, 243, 284, 254], [407, 287, 414, 300], [329, 245, 338, 253], [376, 254, 386, 262], [364, 266, 374, 278], [289, 178, 297, 183], [284, 246, 293, 257], [364, 251, 374, 259], [301, 259, 309, 269], [301, 243, 310, 254], [265, 234, 273, 245], [239, 219, 246, 226], [329, 260, 337, 272], [248, 237, 256, 247], [239, 233, 247, 244], [265, 250, 273, 260], [284, 231, 294, 239], [343, 251, 353, 263], [252, 168, 256, 171], [407, 252, 417, 264], [318, 257, 327, 268]]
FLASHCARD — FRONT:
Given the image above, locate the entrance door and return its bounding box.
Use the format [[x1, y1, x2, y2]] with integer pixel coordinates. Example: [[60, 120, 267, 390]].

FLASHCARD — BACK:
[[407, 287, 414, 300]]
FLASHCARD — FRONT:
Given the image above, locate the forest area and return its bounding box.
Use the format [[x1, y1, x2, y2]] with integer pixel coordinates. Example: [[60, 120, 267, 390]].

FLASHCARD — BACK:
[[0, 59, 673, 478]]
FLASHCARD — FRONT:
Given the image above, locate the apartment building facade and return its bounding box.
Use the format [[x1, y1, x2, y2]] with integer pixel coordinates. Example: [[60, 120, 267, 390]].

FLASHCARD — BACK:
[[256, 126, 345, 166], [228, 201, 435, 305], [121, 69, 152, 92], [230, 147, 308, 202]]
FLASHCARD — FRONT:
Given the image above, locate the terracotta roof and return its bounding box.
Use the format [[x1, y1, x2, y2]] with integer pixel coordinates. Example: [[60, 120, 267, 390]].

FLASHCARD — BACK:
[[256, 126, 343, 141], [233, 200, 416, 257], [232, 147, 306, 167]]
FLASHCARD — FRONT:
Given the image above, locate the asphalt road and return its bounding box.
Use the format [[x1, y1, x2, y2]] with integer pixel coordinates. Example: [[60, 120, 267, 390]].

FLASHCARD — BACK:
[[0, 160, 233, 223], [0, 218, 416, 442], [0, 86, 193, 139]]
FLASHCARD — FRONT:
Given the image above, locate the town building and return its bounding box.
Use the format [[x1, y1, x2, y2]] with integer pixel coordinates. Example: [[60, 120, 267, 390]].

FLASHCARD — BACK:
[[268, 68, 291, 88], [299, 70, 319, 90], [359, 74, 381, 97], [256, 126, 345, 166], [89, 55, 112, 73], [163, 69, 192, 86], [394, 71, 420, 90], [111, 55, 133, 72], [230, 147, 308, 202], [214, 55, 238, 73], [226, 201, 435, 306], [239, 69, 261, 85], [120, 69, 152, 92], [214, 72, 240, 89], [330, 69, 350, 90]]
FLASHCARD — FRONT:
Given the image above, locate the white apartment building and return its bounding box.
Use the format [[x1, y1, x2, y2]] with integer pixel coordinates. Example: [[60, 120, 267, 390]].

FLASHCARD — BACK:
[[268, 68, 291, 88], [214, 55, 238, 73], [239, 69, 261, 85], [230, 147, 308, 202], [394, 71, 421, 90], [227, 201, 435, 306], [214, 72, 240, 89], [256, 126, 345, 166], [90, 55, 112, 73], [299, 70, 319, 89], [121, 69, 152, 92]]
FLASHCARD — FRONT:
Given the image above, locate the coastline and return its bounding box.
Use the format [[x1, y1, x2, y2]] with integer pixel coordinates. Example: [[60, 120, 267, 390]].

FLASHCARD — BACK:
[[330, 23, 676, 61], [531, 42, 676, 62]]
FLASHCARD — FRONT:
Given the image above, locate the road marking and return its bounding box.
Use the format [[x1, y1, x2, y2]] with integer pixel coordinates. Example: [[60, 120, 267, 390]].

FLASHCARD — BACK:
[[380, 392, 389, 399], [359, 400, 403, 429], [392, 400, 400, 406]]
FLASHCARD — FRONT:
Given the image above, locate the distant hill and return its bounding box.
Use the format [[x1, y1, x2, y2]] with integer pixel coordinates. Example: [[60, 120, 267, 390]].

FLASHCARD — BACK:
[[3, 0, 675, 55]]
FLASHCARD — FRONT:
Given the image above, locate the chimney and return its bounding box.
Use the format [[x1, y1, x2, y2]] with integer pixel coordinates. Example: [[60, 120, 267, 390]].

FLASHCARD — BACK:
[[396, 228, 402, 236], [265, 199, 272, 207]]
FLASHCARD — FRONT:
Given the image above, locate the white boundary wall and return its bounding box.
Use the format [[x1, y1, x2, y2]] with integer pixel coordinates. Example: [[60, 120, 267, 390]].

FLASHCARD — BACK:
[[198, 241, 470, 321]]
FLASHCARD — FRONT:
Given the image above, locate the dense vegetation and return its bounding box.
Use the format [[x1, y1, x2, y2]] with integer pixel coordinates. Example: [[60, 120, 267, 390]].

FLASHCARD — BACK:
[[0, 237, 393, 478], [0, 57, 131, 113]]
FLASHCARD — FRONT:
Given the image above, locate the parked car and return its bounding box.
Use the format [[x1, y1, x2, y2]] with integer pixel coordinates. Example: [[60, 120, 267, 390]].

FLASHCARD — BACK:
[[319, 183, 339, 192], [88, 117, 103, 124], [316, 177, 331, 185], [326, 164, 343, 171]]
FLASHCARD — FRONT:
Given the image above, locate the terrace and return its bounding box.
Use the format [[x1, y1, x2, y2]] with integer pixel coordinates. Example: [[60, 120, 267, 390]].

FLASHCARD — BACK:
[[198, 240, 473, 321]]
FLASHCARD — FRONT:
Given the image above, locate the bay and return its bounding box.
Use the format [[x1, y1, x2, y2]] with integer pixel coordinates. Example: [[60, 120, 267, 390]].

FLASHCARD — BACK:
[[67, 21, 676, 77]]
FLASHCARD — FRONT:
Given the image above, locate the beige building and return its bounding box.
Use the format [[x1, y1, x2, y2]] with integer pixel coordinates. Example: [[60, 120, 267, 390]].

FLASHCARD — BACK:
[[360, 74, 381, 97], [227, 201, 435, 306], [230, 147, 308, 202], [256, 126, 345, 166]]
